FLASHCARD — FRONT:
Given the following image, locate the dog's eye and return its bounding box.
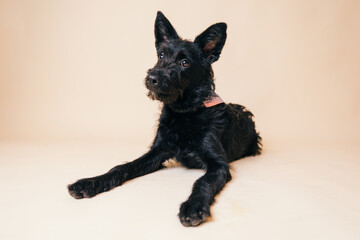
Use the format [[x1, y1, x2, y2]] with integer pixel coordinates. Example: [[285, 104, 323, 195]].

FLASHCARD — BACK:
[[180, 59, 190, 68], [159, 52, 164, 60]]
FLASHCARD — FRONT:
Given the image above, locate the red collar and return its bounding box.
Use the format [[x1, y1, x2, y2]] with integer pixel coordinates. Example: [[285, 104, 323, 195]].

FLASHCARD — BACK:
[[203, 94, 224, 107]]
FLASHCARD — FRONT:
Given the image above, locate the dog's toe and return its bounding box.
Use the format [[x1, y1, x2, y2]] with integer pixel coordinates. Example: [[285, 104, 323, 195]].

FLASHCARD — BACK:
[[68, 184, 84, 199], [67, 179, 98, 199], [179, 199, 211, 227]]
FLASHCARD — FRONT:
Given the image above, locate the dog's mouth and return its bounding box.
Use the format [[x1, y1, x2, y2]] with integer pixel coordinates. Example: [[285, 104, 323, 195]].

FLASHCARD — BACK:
[[147, 90, 180, 104], [157, 93, 171, 99], [147, 91, 170, 100]]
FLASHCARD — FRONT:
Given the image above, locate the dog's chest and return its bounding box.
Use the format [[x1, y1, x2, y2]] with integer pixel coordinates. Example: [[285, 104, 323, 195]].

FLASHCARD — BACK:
[[160, 114, 205, 143], [160, 115, 208, 168], [158, 108, 216, 150], [158, 107, 226, 169]]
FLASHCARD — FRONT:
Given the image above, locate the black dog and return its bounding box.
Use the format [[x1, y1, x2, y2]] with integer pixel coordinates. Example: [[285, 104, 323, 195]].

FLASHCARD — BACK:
[[68, 11, 261, 227]]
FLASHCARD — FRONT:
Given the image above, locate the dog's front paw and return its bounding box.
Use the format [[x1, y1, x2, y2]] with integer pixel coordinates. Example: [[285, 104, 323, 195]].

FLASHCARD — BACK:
[[67, 177, 105, 199], [179, 198, 211, 227]]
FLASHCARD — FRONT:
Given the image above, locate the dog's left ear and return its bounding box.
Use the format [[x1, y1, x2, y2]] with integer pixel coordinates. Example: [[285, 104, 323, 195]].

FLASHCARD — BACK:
[[194, 23, 227, 63], [155, 11, 179, 49]]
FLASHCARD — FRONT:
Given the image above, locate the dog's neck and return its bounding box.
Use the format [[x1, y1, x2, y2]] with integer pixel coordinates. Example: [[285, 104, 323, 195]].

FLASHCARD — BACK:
[[166, 89, 224, 113]]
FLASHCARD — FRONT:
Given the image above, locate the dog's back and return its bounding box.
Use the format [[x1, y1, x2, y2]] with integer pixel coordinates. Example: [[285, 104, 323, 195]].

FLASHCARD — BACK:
[[221, 103, 262, 161]]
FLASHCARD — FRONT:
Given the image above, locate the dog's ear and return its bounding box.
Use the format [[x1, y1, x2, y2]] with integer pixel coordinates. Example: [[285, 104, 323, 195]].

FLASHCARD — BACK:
[[155, 11, 179, 49], [194, 23, 227, 63]]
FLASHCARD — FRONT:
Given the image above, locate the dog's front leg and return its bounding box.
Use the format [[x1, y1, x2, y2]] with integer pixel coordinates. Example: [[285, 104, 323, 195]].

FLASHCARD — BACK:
[[68, 146, 171, 199], [178, 144, 231, 227]]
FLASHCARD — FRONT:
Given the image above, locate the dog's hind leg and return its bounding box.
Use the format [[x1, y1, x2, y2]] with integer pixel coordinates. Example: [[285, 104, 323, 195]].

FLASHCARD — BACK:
[[68, 146, 172, 199], [178, 141, 231, 227]]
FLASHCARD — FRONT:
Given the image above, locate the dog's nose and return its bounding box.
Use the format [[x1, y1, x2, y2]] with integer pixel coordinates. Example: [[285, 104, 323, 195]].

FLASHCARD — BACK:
[[147, 74, 158, 86]]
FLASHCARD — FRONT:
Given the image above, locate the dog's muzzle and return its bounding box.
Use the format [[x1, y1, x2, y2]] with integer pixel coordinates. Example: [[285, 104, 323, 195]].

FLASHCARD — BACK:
[[146, 74, 159, 88]]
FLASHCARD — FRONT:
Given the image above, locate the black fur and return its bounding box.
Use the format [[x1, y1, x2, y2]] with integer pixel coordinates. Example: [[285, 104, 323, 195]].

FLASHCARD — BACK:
[[68, 11, 261, 227]]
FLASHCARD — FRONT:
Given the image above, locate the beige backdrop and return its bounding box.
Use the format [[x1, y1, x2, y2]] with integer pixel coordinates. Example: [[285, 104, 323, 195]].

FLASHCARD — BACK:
[[1, 0, 360, 145], [1, 1, 360, 240]]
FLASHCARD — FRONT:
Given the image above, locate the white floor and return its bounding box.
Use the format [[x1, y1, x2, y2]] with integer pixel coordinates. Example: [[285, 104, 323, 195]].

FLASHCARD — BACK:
[[0, 140, 359, 240]]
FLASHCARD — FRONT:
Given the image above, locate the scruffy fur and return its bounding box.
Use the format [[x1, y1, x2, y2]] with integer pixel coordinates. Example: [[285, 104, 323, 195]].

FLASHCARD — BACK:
[[68, 11, 261, 227]]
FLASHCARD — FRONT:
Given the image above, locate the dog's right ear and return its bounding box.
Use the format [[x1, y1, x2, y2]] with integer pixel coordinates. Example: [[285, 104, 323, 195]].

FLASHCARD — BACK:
[[155, 11, 179, 49]]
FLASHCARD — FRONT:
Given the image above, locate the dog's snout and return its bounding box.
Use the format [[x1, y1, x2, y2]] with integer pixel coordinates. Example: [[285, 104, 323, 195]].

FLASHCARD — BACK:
[[147, 74, 158, 86]]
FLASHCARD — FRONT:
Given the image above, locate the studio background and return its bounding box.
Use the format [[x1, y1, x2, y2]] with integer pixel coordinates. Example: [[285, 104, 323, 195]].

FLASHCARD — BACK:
[[1, 0, 359, 145], [0, 1, 359, 240]]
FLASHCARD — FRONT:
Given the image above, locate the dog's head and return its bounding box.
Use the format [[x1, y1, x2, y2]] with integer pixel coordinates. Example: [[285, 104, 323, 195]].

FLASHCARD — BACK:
[[145, 11, 227, 104]]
